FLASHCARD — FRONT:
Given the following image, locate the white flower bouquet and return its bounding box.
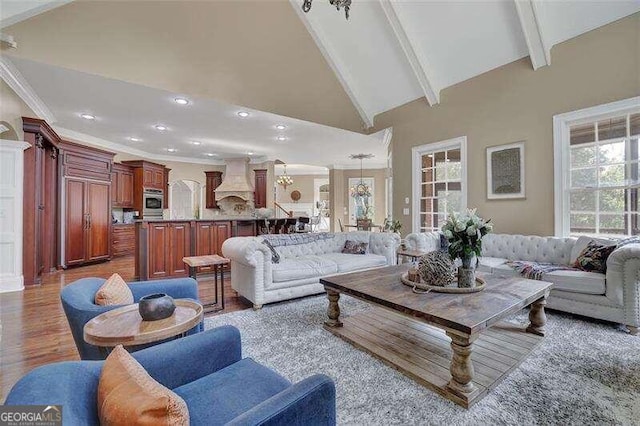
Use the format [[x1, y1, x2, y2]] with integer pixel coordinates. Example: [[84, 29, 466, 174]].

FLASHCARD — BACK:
[[441, 208, 493, 269]]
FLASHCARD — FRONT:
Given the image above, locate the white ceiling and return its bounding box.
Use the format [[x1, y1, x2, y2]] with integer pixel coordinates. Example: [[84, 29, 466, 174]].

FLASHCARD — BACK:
[[5, 56, 389, 167], [0, 0, 72, 28], [294, 0, 640, 124]]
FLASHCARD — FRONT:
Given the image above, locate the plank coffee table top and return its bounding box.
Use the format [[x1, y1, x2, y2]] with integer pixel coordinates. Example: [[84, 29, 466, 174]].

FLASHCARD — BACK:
[[84, 299, 203, 347], [320, 264, 552, 335]]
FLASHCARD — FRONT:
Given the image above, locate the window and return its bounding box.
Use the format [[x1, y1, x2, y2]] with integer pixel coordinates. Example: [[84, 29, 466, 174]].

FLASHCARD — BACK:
[[554, 97, 640, 237], [412, 137, 467, 233]]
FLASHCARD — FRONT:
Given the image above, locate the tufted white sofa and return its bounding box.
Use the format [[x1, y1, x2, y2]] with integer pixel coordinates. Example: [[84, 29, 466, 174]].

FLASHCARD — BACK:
[[405, 232, 640, 335], [222, 231, 400, 309]]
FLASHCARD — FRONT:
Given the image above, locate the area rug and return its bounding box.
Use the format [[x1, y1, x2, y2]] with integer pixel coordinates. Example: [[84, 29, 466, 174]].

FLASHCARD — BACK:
[[205, 295, 640, 425]]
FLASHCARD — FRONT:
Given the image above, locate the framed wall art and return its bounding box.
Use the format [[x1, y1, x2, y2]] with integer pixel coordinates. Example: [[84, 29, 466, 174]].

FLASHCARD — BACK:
[[486, 141, 525, 199]]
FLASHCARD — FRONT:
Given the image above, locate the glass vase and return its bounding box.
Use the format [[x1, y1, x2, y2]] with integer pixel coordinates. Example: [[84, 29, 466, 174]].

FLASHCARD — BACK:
[[457, 255, 476, 288]]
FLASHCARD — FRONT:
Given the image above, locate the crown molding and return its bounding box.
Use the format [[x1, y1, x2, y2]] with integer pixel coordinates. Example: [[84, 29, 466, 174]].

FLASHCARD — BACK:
[[0, 56, 56, 123], [53, 126, 227, 165], [288, 0, 374, 129], [330, 162, 388, 170], [514, 0, 551, 70], [379, 0, 440, 105]]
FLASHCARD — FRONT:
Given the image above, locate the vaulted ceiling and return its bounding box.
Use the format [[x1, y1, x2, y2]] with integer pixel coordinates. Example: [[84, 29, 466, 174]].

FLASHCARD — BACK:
[[2, 0, 638, 133]]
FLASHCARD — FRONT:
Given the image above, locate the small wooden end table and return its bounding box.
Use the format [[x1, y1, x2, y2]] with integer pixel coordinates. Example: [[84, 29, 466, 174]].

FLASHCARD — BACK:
[[396, 249, 427, 264], [182, 254, 230, 313], [83, 299, 203, 352]]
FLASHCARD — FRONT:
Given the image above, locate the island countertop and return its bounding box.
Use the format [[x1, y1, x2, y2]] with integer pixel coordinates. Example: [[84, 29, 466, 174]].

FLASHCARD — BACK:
[[134, 217, 269, 281]]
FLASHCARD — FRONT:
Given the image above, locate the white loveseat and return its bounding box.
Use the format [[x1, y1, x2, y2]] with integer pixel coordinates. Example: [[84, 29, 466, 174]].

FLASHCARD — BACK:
[[222, 231, 400, 309], [405, 232, 640, 335]]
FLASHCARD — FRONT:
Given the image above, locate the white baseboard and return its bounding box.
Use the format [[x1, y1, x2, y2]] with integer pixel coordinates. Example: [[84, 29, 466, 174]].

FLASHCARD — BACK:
[[0, 275, 24, 293]]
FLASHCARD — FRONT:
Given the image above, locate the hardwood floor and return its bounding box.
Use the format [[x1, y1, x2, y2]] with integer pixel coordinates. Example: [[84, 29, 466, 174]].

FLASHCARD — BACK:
[[0, 256, 252, 401]]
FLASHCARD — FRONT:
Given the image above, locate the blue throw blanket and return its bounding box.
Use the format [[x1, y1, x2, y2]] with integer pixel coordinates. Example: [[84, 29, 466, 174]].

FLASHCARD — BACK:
[[261, 233, 334, 248], [506, 261, 579, 280]]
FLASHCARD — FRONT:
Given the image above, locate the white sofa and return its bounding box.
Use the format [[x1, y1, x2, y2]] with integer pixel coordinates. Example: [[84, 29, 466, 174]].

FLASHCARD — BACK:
[[222, 231, 400, 309], [405, 232, 640, 335]]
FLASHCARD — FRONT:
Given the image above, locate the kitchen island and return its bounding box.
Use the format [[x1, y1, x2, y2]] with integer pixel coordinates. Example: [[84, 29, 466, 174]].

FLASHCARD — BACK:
[[134, 218, 262, 281]]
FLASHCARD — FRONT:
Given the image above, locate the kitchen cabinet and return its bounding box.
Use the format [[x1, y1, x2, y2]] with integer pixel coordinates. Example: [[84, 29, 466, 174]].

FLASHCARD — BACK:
[[64, 179, 111, 266], [22, 118, 64, 285], [58, 139, 114, 268], [111, 163, 134, 208], [254, 169, 267, 209], [121, 160, 168, 217], [147, 221, 191, 278], [112, 224, 135, 257], [195, 221, 231, 272], [205, 171, 223, 209], [163, 167, 171, 209]]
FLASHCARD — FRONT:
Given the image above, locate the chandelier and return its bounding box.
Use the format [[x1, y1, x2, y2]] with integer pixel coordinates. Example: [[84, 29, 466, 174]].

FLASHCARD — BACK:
[[302, 0, 352, 20], [349, 153, 374, 198], [276, 164, 294, 190]]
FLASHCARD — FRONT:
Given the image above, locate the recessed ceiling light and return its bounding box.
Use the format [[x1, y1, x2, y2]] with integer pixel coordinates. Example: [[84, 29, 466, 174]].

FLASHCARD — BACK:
[[155, 125, 167, 131], [247, 151, 254, 155], [80, 113, 95, 120], [237, 111, 250, 118], [128, 137, 141, 142], [277, 136, 287, 141], [174, 97, 189, 105], [167, 148, 177, 153], [206, 153, 217, 157], [275, 124, 286, 130], [191, 141, 202, 145]]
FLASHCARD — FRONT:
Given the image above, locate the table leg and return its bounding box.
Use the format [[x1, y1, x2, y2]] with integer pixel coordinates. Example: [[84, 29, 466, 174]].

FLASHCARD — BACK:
[[189, 266, 196, 280], [526, 293, 548, 336], [446, 332, 478, 400], [220, 264, 225, 310], [324, 289, 343, 328], [213, 265, 219, 306]]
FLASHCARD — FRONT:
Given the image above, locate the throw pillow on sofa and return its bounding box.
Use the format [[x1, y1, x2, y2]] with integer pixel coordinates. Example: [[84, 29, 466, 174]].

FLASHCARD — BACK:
[[574, 241, 616, 273], [95, 273, 134, 306], [570, 235, 616, 266], [342, 240, 368, 255], [98, 345, 190, 426]]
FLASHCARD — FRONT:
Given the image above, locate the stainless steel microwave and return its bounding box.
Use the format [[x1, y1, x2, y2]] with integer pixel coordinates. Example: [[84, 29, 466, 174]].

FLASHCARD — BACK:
[[143, 188, 163, 217]]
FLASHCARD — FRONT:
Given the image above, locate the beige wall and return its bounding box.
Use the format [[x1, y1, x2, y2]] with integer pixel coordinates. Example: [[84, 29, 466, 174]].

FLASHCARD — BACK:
[[373, 13, 640, 236], [330, 168, 388, 230], [0, 79, 36, 140], [275, 174, 328, 205]]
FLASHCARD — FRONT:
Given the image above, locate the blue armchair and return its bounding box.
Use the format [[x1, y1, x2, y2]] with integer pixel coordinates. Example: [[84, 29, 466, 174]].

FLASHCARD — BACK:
[[5, 326, 336, 426], [60, 277, 204, 360]]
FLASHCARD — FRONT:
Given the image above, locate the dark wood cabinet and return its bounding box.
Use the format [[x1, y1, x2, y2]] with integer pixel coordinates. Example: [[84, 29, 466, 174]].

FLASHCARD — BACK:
[[121, 160, 168, 217], [147, 222, 191, 278], [163, 167, 171, 209], [254, 169, 267, 209], [64, 179, 111, 266], [195, 221, 231, 272], [112, 225, 135, 257], [205, 171, 223, 209], [22, 118, 61, 285], [58, 140, 114, 268], [111, 163, 134, 208]]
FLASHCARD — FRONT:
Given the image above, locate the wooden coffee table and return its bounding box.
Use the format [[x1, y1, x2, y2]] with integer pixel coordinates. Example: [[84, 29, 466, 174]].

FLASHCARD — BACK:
[[84, 299, 203, 350], [320, 265, 552, 408]]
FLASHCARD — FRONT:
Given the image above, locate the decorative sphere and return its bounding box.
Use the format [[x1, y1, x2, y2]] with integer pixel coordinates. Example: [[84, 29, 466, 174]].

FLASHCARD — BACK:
[[418, 251, 456, 287]]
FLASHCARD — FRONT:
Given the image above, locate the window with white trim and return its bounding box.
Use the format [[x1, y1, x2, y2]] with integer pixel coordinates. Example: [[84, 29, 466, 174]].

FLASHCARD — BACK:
[[555, 98, 640, 237], [412, 137, 467, 233]]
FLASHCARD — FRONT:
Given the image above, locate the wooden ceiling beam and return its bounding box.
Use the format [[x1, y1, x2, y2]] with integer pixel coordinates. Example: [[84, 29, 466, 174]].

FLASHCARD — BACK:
[[379, 0, 439, 106], [514, 0, 551, 70]]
